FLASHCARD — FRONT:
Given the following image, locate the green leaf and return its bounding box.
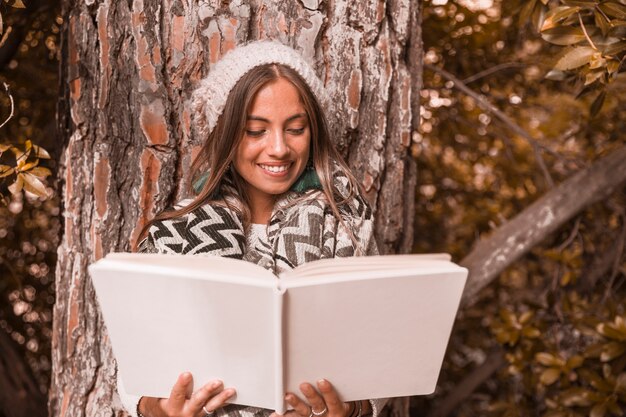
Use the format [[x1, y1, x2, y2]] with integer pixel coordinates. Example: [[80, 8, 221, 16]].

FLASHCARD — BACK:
[[599, 2, 626, 19], [541, 26, 587, 45], [555, 47, 597, 70], [541, 6, 581, 31]]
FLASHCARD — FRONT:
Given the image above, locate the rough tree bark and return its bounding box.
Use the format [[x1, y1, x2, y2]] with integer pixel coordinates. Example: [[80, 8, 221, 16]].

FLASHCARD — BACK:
[[50, 1, 422, 416]]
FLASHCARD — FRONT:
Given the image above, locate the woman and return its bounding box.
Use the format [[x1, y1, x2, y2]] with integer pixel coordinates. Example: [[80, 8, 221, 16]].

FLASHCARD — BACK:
[[119, 41, 385, 417]]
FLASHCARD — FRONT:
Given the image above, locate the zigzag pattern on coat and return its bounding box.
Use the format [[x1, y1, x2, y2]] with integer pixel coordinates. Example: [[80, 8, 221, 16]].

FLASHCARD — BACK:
[[183, 205, 245, 258]]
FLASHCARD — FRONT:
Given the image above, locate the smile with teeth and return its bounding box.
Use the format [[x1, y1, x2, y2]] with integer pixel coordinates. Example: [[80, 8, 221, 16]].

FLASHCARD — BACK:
[[259, 163, 291, 173]]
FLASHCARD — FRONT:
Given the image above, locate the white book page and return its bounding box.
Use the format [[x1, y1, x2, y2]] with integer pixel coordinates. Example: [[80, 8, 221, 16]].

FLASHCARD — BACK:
[[282, 268, 467, 401], [90, 255, 279, 410], [283, 254, 453, 279]]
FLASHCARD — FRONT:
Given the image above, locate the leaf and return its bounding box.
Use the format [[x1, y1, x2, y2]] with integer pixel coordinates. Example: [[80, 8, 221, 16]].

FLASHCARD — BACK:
[[546, 69, 568, 80], [540, 367, 562, 385], [11, 145, 29, 166], [597, 322, 626, 341], [599, 2, 626, 19], [21, 172, 48, 198], [560, 387, 594, 407], [562, 0, 600, 7], [536, 352, 559, 366], [595, 10, 612, 37], [541, 6, 581, 31], [8, 173, 23, 194], [0, 143, 10, 152], [590, 404, 607, 417], [4, 0, 26, 8], [590, 89, 606, 117], [31, 143, 51, 159], [520, 0, 539, 28], [566, 355, 584, 369], [28, 166, 51, 178], [542, 26, 587, 45], [585, 69, 605, 85], [0, 164, 13, 178], [600, 341, 626, 361]]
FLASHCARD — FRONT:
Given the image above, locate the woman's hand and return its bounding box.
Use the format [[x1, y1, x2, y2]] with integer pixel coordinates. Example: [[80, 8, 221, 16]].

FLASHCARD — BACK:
[[272, 379, 357, 417], [139, 372, 236, 417]]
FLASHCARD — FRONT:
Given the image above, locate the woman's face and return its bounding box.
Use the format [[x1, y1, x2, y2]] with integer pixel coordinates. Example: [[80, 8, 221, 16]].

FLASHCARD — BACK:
[[233, 77, 311, 218]]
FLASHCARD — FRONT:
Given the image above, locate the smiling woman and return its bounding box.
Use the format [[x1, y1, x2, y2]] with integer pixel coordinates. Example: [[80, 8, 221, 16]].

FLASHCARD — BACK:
[[125, 41, 384, 417]]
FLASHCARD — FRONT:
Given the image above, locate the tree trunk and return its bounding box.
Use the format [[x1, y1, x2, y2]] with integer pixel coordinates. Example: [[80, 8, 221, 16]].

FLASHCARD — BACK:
[[50, 1, 422, 416]]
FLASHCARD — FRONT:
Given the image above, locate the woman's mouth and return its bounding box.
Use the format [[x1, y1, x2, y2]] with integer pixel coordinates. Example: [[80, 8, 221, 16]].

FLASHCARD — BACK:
[[258, 163, 291, 174]]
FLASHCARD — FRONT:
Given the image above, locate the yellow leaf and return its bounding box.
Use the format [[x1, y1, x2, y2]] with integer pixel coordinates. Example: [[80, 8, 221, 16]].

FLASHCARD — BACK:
[[536, 352, 558, 366], [0, 164, 12, 178], [590, 403, 607, 417], [22, 172, 48, 198], [540, 367, 561, 385], [541, 6, 581, 31], [32, 143, 51, 159], [28, 166, 51, 178], [18, 160, 38, 172], [600, 341, 626, 362], [554, 47, 596, 71], [8, 173, 23, 194], [0, 143, 10, 152]]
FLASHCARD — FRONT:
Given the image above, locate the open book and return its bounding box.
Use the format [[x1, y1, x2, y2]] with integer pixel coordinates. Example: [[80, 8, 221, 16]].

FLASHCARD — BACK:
[[89, 253, 467, 413]]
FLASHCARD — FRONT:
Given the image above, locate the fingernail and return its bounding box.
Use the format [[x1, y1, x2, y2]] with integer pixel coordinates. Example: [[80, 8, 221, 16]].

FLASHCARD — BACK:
[[317, 379, 329, 389], [211, 380, 222, 389], [181, 372, 192, 382], [285, 394, 293, 401]]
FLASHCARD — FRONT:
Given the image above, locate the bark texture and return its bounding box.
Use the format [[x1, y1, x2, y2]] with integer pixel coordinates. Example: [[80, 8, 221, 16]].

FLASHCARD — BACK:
[[51, 1, 422, 416]]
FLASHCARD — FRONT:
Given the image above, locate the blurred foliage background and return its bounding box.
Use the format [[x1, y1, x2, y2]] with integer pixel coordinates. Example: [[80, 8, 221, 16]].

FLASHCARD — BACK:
[[0, 0, 61, 401], [413, 0, 626, 416], [0, 0, 624, 416]]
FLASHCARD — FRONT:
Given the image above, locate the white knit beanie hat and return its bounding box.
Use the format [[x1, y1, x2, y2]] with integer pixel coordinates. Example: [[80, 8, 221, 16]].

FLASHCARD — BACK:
[[191, 40, 329, 139]]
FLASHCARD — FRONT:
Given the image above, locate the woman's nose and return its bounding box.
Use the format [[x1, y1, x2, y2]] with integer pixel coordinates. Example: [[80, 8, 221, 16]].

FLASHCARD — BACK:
[[267, 130, 289, 157]]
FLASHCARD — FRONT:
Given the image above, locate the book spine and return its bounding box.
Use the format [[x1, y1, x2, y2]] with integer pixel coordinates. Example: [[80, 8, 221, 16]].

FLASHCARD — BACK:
[[273, 285, 286, 414]]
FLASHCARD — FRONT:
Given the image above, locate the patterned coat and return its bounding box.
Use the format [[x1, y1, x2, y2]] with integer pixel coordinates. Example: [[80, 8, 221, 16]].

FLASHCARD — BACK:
[[117, 173, 386, 417]]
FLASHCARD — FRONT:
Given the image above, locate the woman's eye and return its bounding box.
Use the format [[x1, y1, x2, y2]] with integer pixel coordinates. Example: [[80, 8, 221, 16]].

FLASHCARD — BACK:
[[246, 130, 265, 137], [287, 128, 305, 135]]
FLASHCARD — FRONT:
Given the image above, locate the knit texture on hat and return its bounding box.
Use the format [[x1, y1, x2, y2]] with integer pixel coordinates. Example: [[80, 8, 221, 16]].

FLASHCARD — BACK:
[[191, 40, 328, 139]]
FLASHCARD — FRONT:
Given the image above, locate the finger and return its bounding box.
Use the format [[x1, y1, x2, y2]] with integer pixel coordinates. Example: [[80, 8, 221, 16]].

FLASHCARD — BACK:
[[299, 383, 326, 414], [187, 380, 224, 410], [316, 380, 344, 414], [203, 387, 237, 411], [169, 372, 193, 410], [285, 392, 312, 417]]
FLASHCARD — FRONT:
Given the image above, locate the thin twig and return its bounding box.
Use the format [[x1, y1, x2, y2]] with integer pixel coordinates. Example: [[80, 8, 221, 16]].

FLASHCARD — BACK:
[[602, 214, 626, 303], [557, 216, 582, 251], [426, 63, 557, 188], [0, 82, 15, 130], [578, 13, 598, 51], [462, 62, 526, 84]]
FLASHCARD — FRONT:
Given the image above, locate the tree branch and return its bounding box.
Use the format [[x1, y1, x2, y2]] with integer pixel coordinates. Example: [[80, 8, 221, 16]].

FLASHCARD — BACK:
[[460, 144, 626, 306], [427, 349, 506, 417], [462, 62, 526, 84], [425, 63, 558, 188]]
